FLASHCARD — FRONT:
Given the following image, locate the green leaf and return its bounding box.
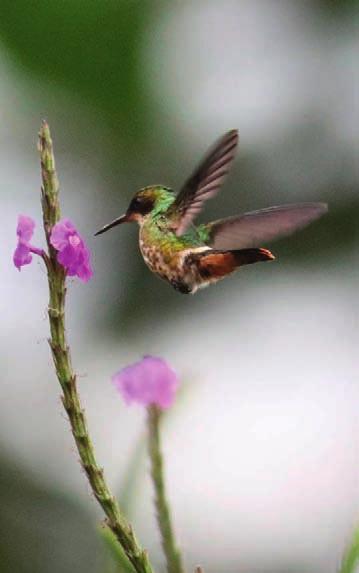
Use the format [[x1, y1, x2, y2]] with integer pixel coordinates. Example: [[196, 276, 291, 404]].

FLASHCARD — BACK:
[[340, 528, 359, 573], [99, 525, 135, 573]]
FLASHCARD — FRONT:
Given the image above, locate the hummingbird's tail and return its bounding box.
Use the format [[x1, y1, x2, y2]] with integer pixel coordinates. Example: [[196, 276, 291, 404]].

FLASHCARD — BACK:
[[230, 248, 275, 267], [188, 247, 274, 284]]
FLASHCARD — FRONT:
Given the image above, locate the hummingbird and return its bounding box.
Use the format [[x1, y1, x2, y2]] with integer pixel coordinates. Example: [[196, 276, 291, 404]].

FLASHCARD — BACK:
[[95, 130, 327, 294]]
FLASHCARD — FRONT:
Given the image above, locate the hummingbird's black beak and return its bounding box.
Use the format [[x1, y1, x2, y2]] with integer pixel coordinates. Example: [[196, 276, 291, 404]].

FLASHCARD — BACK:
[[94, 214, 129, 236]]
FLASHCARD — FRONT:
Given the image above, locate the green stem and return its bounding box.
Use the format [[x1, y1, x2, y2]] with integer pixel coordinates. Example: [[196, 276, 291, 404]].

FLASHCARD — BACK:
[[147, 405, 184, 573], [38, 121, 154, 573], [340, 527, 359, 573]]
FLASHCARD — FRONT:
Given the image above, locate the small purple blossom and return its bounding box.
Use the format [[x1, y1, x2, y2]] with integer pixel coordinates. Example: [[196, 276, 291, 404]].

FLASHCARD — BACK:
[[13, 215, 44, 270], [50, 219, 93, 282], [112, 356, 178, 410]]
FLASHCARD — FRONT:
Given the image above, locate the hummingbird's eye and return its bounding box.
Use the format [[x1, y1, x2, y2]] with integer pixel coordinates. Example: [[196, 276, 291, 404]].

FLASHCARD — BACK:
[[129, 195, 153, 215], [129, 197, 142, 210]]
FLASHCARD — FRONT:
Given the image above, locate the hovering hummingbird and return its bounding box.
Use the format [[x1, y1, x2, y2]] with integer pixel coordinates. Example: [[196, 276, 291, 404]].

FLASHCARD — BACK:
[[95, 130, 327, 294]]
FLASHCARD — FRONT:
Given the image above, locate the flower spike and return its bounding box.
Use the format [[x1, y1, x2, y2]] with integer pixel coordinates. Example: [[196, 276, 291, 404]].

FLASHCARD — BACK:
[[13, 215, 44, 270], [112, 356, 178, 410], [50, 219, 93, 282]]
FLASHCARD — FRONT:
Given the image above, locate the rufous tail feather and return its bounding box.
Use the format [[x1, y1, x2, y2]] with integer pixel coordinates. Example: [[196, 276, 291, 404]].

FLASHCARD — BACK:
[[190, 248, 274, 280]]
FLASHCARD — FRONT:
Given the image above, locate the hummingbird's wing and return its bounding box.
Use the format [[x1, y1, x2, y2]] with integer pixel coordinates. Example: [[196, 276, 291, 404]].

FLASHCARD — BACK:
[[167, 129, 239, 236], [205, 203, 328, 250]]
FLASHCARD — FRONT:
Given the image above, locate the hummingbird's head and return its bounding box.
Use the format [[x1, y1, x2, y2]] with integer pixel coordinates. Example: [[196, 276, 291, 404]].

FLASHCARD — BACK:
[[95, 186, 175, 236]]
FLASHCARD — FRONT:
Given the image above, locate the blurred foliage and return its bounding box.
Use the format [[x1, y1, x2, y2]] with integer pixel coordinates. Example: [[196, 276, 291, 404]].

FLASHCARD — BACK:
[[0, 1, 156, 150], [340, 527, 359, 573], [0, 451, 101, 573], [318, 0, 359, 13]]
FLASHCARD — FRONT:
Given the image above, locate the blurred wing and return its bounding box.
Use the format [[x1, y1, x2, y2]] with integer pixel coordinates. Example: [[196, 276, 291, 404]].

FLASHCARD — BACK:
[[168, 129, 239, 235], [206, 203, 328, 250]]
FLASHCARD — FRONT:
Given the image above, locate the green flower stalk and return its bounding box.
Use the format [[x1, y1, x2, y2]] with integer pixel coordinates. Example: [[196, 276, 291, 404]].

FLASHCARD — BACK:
[[111, 356, 184, 573], [37, 121, 154, 573], [147, 405, 184, 573]]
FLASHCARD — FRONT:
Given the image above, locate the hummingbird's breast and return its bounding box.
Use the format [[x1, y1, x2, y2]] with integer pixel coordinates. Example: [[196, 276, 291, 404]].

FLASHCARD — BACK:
[[139, 221, 210, 293]]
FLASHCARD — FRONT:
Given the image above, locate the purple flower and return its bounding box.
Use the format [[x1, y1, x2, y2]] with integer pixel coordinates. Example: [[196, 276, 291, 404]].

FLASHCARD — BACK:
[[112, 356, 178, 410], [13, 215, 44, 270], [50, 219, 93, 282]]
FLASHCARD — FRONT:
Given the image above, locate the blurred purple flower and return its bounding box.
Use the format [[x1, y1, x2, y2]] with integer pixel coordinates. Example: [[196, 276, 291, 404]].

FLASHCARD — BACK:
[[112, 356, 178, 409], [50, 219, 93, 282], [13, 215, 44, 270]]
